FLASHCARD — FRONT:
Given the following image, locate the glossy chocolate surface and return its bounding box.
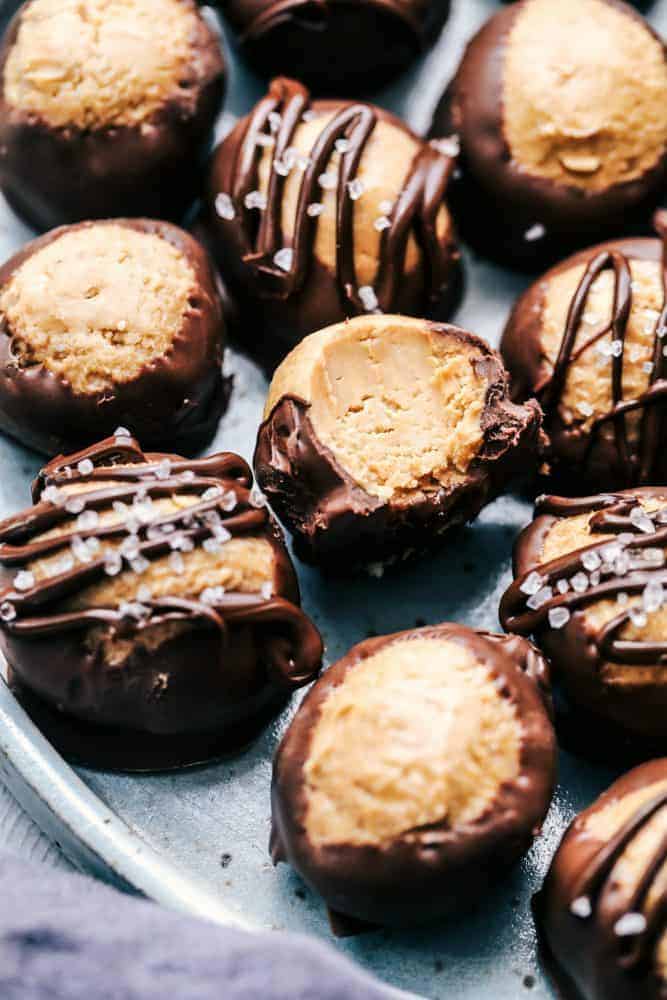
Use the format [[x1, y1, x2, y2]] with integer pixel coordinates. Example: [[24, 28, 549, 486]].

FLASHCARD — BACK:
[[270, 622, 556, 931], [0, 219, 228, 457]]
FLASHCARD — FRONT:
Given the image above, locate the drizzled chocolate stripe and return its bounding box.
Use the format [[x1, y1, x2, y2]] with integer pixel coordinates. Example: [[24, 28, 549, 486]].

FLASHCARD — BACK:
[[500, 493, 667, 665], [226, 76, 455, 314], [0, 435, 322, 689], [536, 215, 667, 486], [570, 788, 667, 971]]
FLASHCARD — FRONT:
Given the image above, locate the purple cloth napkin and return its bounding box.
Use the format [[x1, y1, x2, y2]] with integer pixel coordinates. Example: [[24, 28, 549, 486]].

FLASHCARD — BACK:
[[0, 853, 392, 999]]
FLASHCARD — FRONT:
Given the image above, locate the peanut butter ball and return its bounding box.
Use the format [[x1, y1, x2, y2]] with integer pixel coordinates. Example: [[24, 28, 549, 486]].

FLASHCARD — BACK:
[[501, 490, 667, 755], [220, 0, 450, 95], [0, 219, 227, 456], [0, 434, 322, 769], [254, 314, 542, 572], [431, 0, 667, 268], [203, 77, 461, 370], [271, 623, 556, 931], [501, 223, 667, 490], [536, 759, 667, 1000], [0, 0, 225, 230]]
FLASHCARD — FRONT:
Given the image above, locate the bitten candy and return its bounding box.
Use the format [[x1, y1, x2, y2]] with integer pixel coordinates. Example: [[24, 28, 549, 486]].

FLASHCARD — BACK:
[[270, 623, 556, 931], [536, 759, 667, 1000], [0, 434, 322, 769], [0, 219, 228, 457], [203, 77, 461, 370], [430, 0, 667, 268], [219, 0, 450, 96], [254, 314, 542, 572], [0, 0, 225, 230]]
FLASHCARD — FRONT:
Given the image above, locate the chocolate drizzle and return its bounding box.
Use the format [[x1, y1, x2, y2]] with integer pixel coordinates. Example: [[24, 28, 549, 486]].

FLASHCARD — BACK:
[[535, 213, 667, 486], [500, 492, 667, 666], [0, 435, 322, 689], [224, 76, 455, 315]]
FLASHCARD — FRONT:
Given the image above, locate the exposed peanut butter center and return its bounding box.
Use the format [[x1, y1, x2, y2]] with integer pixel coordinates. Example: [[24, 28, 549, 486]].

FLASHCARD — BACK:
[[266, 315, 487, 502], [303, 636, 522, 848], [256, 112, 451, 285], [540, 496, 667, 685], [540, 258, 664, 440], [0, 225, 195, 395], [583, 779, 667, 969], [3, 0, 199, 129], [27, 475, 276, 664], [503, 0, 667, 192]]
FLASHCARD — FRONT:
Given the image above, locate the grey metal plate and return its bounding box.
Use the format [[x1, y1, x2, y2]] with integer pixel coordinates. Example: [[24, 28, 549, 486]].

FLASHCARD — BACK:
[[1, 1, 667, 997]]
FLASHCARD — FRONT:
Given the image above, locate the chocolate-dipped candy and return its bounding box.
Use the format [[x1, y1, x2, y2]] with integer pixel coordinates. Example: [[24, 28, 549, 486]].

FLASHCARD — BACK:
[[501, 490, 667, 754], [501, 217, 667, 491], [536, 759, 667, 1000], [0, 434, 322, 769], [203, 77, 461, 370], [270, 623, 556, 931], [220, 1, 450, 96], [0, 219, 227, 457], [430, 0, 667, 268], [254, 314, 542, 572], [0, 0, 225, 230]]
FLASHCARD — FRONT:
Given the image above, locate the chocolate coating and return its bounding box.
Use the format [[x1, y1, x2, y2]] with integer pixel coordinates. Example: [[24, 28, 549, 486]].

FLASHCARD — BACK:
[[430, 0, 667, 269], [0, 218, 228, 457], [0, 435, 323, 769], [254, 318, 542, 572], [536, 759, 667, 1000], [270, 623, 556, 931], [0, 0, 225, 231], [501, 222, 667, 491], [500, 490, 667, 753], [202, 77, 461, 370], [220, 0, 450, 95]]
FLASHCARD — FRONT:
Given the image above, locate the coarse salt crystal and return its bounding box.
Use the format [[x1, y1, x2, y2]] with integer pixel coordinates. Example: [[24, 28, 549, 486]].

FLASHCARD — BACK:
[[582, 550, 601, 571], [526, 586, 552, 610], [524, 223, 546, 242], [318, 171, 337, 190], [41, 485, 64, 505], [114, 426, 131, 438], [379, 200, 394, 215], [202, 486, 223, 502], [571, 572, 589, 593], [244, 190, 267, 211], [629, 606, 648, 628], [249, 489, 266, 509], [548, 606, 570, 629], [358, 285, 379, 312], [520, 571, 544, 596], [273, 248, 293, 272], [77, 459, 94, 475], [570, 897, 592, 919], [260, 581, 273, 600], [614, 912, 647, 937], [154, 459, 171, 480], [104, 552, 122, 576], [642, 580, 664, 613], [13, 570, 34, 591], [77, 510, 99, 532], [577, 401, 594, 417], [347, 178, 365, 200], [610, 339, 623, 358], [214, 193, 235, 220], [0, 601, 16, 622], [65, 496, 86, 515], [307, 202, 324, 217], [130, 556, 150, 575], [374, 215, 391, 232], [431, 135, 460, 157], [334, 138, 350, 154], [556, 579, 570, 594]]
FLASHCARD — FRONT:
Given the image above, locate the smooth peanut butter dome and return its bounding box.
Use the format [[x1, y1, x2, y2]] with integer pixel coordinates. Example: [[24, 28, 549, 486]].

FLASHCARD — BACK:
[[0, 224, 195, 395], [537, 760, 667, 999], [431, 0, 667, 265], [270, 624, 556, 929], [0, 435, 322, 766], [501, 490, 667, 750], [255, 314, 542, 570], [3, 0, 201, 129], [0, 219, 228, 457]]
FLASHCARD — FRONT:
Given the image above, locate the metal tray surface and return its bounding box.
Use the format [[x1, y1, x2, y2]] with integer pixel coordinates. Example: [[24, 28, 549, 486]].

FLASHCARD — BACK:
[[2, 1, 667, 997]]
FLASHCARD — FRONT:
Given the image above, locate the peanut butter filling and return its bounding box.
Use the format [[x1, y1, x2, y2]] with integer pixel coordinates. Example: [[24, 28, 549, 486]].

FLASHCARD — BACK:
[[303, 636, 522, 848], [3, 0, 200, 129], [503, 0, 667, 192], [266, 315, 487, 502], [0, 225, 196, 395], [255, 112, 452, 287]]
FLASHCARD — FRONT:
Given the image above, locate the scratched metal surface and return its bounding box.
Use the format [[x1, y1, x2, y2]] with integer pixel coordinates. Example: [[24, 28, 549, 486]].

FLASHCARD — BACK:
[[2, 1, 667, 997]]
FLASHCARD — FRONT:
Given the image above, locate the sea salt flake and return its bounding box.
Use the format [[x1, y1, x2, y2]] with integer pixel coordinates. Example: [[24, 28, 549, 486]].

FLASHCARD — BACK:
[[524, 223, 546, 242], [120, 536, 140, 560], [118, 601, 149, 621], [526, 586, 552, 610], [347, 178, 365, 200], [53, 553, 74, 575], [200, 585, 226, 605], [643, 361, 654, 374], [582, 550, 601, 571], [114, 426, 131, 439], [570, 897, 592, 919], [71, 536, 93, 563], [571, 572, 589, 593], [214, 193, 235, 220], [374, 215, 391, 232], [154, 459, 171, 480], [273, 157, 292, 177], [13, 570, 34, 591], [104, 552, 122, 576], [430, 135, 460, 157], [0, 601, 16, 622], [77, 459, 94, 476], [65, 496, 86, 515], [630, 506, 655, 534], [260, 581, 272, 600], [202, 486, 223, 502], [203, 537, 222, 553], [221, 491, 237, 512], [273, 248, 293, 272], [642, 548, 665, 567], [318, 171, 337, 190], [610, 339, 623, 358], [244, 190, 267, 211], [548, 606, 570, 629], [556, 579, 570, 594], [358, 285, 379, 312], [577, 401, 594, 417], [334, 138, 350, 154], [589, 570, 601, 586], [307, 202, 324, 217], [629, 606, 648, 628], [41, 485, 64, 505], [130, 556, 150, 575], [520, 571, 544, 596], [77, 510, 99, 532], [213, 526, 231, 544], [614, 913, 647, 937], [181, 470, 196, 482], [642, 580, 664, 613], [614, 551, 631, 576]]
